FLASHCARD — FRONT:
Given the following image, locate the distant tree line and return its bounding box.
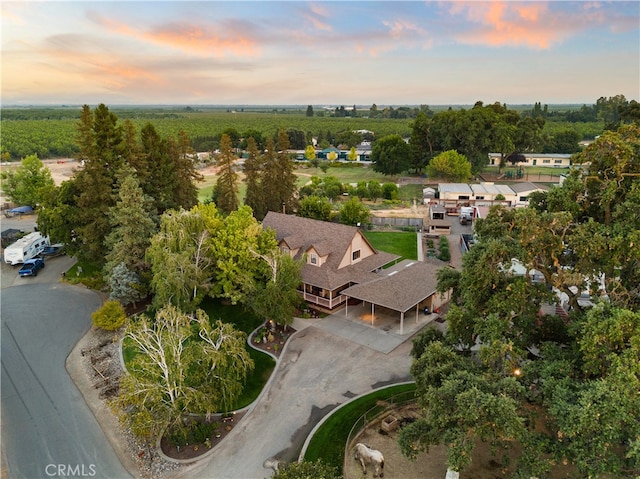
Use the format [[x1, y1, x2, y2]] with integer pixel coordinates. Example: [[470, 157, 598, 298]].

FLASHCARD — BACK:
[[3, 96, 637, 161]]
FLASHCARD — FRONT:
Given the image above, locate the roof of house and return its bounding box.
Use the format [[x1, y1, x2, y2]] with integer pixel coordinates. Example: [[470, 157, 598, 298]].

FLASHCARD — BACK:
[[262, 212, 399, 290], [341, 260, 443, 312], [470, 183, 516, 197], [438, 183, 473, 194], [509, 182, 549, 194]]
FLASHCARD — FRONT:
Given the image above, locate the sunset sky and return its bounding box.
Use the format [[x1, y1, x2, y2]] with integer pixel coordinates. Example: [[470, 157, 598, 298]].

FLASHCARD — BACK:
[[2, 1, 638, 106]]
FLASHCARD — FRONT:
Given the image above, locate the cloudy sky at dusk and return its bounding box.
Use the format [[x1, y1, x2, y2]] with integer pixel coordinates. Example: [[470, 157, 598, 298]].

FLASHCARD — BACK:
[[2, 1, 638, 106]]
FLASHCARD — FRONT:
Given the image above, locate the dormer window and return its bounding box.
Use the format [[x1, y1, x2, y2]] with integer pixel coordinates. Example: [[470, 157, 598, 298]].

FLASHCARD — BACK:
[[352, 250, 361, 261], [310, 254, 318, 265]]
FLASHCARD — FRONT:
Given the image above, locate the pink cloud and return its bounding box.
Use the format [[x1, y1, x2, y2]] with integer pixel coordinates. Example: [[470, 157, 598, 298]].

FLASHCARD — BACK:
[[300, 3, 333, 31], [88, 11, 259, 57], [441, 1, 594, 49]]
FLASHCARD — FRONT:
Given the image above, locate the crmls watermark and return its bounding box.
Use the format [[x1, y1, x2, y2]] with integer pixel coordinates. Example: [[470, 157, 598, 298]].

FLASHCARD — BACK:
[[45, 464, 97, 477]]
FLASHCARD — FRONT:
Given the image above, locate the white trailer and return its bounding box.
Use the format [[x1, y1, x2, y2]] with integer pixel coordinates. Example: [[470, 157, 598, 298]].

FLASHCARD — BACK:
[[3, 232, 50, 265]]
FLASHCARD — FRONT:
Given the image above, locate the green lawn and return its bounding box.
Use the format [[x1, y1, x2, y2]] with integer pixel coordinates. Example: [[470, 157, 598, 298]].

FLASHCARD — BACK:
[[397, 183, 424, 202], [303, 383, 416, 469], [295, 164, 396, 185], [197, 173, 248, 204], [363, 231, 418, 261]]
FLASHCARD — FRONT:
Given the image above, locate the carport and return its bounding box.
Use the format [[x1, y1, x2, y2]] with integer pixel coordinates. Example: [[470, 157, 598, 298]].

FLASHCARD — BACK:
[[340, 259, 444, 334]]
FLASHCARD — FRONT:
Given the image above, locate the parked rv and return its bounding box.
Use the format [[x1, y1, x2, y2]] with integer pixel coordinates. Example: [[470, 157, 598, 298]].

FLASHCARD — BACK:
[[3, 232, 50, 265]]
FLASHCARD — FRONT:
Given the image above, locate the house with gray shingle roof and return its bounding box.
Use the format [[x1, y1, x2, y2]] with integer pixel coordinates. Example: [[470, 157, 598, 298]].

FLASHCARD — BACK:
[[262, 212, 399, 310], [340, 259, 447, 334]]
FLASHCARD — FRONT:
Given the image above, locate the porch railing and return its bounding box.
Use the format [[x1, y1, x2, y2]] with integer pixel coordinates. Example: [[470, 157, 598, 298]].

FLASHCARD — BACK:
[[299, 291, 347, 310]]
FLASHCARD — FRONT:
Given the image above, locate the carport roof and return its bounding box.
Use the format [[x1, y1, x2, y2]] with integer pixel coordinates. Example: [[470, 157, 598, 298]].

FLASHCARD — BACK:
[[341, 260, 443, 313]]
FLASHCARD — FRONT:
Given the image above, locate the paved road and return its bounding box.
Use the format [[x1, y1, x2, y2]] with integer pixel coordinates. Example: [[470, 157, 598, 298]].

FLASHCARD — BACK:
[[1, 259, 132, 479]]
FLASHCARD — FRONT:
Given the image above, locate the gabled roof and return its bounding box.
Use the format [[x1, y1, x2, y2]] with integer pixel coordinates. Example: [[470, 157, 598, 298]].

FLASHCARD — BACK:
[[341, 260, 443, 312], [438, 183, 473, 194], [262, 212, 398, 290], [509, 182, 549, 194]]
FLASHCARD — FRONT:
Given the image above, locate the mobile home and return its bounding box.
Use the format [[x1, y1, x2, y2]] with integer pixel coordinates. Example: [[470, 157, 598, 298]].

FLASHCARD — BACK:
[[3, 232, 50, 265]]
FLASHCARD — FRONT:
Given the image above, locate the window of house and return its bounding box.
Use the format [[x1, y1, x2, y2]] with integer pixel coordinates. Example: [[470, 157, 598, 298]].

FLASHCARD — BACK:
[[554, 159, 563, 164], [475, 195, 485, 200], [459, 195, 469, 200], [352, 250, 361, 261], [310, 254, 317, 265], [543, 159, 551, 164], [519, 196, 528, 202]]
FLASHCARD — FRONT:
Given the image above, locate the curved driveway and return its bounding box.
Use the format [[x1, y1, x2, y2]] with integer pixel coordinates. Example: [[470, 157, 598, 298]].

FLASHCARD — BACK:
[[1, 258, 132, 479], [175, 323, 413, 479]]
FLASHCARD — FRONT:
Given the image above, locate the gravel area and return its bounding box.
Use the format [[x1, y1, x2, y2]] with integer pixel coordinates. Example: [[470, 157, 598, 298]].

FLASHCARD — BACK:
[[72, 325, 184, 479]]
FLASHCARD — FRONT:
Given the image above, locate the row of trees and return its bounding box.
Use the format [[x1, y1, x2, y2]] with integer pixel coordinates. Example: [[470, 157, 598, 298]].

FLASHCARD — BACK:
[[399, 125, 640, 477], [36, 104, 201, 265], [3, 105, 307, 442], [525, 95, 640, 128], [370, 98, 635, 177]]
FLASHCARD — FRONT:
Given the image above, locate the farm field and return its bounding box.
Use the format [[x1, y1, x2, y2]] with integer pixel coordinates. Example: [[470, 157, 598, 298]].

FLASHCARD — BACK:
[[0, 108, 414, 160], [0, 106, 604, 161]]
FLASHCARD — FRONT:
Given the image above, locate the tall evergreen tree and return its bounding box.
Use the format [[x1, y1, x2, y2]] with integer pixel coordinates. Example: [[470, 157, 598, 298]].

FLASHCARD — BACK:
[[259, 137, 281, 216], [260, 130, 298, 215], [140, 123, 175, 215], [175, 130, 201, 208], [243, 137, 265, 219], [104, 166, 157, 281], [74, 104, 123, 263], [214, 133, 240, 214]]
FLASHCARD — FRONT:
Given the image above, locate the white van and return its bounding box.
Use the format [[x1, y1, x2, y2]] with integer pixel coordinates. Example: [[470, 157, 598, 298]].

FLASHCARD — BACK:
[[3, 232, 50, 265]]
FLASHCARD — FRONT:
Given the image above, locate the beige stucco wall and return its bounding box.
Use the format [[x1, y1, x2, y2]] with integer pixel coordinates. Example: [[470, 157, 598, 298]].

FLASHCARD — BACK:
[[337, 232, 376, 269]]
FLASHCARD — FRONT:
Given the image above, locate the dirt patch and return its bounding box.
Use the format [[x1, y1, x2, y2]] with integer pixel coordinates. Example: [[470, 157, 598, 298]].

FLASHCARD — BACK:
[[369, 205, 430, 218], [160, 410, 247, 460], [345, 404, 575, 479], [250, 320, 296, 358]]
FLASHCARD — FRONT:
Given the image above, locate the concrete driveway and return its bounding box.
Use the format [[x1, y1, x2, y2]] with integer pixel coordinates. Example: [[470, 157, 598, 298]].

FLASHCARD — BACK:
[[175, 320, 414, 479], [1, 258, 132, 479]]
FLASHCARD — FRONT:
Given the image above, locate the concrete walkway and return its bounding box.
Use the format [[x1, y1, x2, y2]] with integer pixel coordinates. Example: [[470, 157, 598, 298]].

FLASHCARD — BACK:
[[315, 306, 440, 354]]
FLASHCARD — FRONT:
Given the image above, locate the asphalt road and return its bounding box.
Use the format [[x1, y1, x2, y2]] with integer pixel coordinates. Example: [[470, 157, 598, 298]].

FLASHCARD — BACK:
[[1, 257, 132, 479]]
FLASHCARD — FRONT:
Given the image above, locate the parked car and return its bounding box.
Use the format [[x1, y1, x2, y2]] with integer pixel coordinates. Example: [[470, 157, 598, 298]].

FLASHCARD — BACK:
[[41, 243, 65, 257], [18, 258, 45, 277]]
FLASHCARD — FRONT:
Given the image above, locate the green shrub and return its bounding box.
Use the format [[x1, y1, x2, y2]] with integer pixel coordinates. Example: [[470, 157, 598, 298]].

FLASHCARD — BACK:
[[91, 300, 126, 331], [437, 249, 451, 262], [166, 420, 220, 447]]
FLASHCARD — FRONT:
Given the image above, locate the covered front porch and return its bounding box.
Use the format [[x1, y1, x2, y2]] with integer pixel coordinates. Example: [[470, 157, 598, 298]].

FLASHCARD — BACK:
[[299, 283, 349, 310]]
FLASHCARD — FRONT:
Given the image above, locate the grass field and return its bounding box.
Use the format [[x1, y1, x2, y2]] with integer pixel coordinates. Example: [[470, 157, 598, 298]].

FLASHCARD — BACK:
[[303, 383, 416, 469], [295, 164, 397, 184], [197, 162, 419, 206], [363, 231, 418, 261]]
